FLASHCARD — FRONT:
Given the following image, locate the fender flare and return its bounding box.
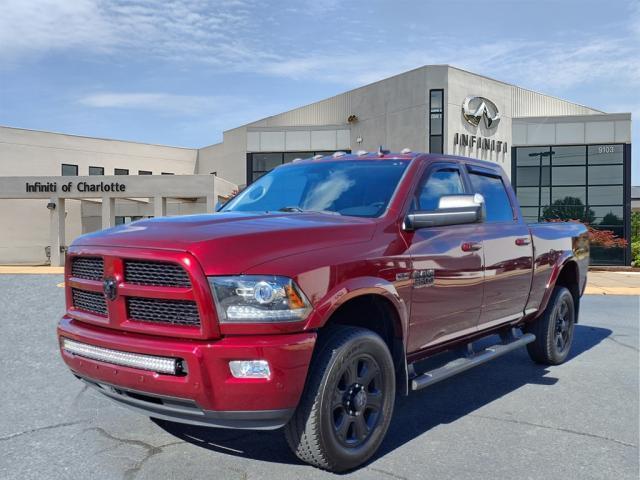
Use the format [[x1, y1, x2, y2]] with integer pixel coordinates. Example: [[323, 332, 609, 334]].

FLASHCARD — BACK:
[[306, 276, 408, 335], [304, 276, 411, 395], [536, 253, 580, 318]]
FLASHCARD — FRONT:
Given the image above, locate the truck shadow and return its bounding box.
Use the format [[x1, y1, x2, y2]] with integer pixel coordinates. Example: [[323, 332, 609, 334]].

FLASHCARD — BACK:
[[153, 324, 611, 468]]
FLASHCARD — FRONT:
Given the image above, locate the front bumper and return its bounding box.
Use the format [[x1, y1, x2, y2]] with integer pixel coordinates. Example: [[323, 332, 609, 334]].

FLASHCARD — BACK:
[[58, 315, 316, 429]]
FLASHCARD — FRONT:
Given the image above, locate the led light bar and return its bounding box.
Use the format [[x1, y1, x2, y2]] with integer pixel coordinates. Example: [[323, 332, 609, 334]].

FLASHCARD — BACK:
[[62, 338, 183, 375]]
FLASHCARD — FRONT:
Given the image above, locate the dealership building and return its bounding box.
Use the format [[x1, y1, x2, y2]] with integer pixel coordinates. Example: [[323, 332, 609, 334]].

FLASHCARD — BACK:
[[0, 65, 633, 266]]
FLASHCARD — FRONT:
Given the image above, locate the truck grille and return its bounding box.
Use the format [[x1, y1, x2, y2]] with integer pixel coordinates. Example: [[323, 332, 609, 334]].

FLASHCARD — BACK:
[[124, 261, 191, 288], [72, 288, 107, 316], [67, 251, 212, 338], [127, 297, 200, 326], [71, 257, 104, 281]]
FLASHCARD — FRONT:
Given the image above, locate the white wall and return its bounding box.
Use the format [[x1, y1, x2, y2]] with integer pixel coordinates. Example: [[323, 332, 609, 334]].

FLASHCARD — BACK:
[[446, 67, 512, 172], [196, 142, 223, 176], [0, 127, 197, 176], [0, 127, 201, 264], [245, 126, 351, 153], [512, 113, 632, 146]]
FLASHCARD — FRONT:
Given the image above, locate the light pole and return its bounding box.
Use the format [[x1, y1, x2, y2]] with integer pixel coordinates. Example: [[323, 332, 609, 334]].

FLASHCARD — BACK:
[[528, 150, 554, 221]]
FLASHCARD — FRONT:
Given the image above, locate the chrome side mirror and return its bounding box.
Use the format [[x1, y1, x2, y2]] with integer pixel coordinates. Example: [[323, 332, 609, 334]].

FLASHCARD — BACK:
[[404, 194, 484, 230]]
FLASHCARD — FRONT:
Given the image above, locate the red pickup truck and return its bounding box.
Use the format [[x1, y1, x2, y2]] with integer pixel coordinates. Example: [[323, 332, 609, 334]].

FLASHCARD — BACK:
[[58, 152, 588, 471]]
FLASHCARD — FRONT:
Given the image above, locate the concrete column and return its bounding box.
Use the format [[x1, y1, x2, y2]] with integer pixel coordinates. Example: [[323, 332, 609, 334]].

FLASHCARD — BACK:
[[206, 195, 216, 213], [101, 197, 116, 230], [49, 197, 65, 267], [153, 196, 167, 218]]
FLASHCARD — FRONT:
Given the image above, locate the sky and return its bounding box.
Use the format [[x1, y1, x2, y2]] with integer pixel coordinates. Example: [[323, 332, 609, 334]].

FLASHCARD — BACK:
[[0, 0, 638, 184]]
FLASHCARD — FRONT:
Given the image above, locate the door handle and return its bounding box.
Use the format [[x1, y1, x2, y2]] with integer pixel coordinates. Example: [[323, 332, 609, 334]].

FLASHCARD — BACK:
[[461, 242, 482, 252], [515, 237, 531, 246]]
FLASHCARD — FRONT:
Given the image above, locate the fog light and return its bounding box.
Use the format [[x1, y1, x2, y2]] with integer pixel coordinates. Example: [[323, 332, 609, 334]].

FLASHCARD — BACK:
[[229, 360, 271, 379], [62, 338, 183, 375]]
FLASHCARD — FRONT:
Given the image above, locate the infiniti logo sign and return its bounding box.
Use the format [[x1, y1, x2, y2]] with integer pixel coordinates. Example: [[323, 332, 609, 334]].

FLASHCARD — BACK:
[[103, 278, 118, 301], [462, 96, 501, 129]]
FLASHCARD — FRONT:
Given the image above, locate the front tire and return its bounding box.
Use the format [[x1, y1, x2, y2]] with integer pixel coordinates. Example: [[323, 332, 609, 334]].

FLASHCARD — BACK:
[[285, 325, 395, 472], [525, 286, 576, 365]]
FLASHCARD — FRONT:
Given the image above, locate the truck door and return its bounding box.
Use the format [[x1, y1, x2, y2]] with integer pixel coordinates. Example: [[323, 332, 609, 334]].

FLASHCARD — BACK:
[[403, 162, 485, 353], [465, 165, 533, 329]]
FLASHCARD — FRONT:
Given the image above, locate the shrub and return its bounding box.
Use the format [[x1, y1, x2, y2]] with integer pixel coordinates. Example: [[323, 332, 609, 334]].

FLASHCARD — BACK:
[[545, 218, 627, 248], [632, 240, 640, 267]]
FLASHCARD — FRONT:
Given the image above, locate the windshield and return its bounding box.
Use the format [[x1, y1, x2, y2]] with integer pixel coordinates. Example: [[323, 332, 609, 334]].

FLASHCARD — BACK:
[[220, 160, 409, 218]]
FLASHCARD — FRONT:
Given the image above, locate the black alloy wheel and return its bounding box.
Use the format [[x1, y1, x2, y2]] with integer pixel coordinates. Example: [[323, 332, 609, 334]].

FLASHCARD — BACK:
[[331, 354, 384, 448], [525, 286, 576, 365], [285, 325, 396, 472], [554, 295, 573, 355]]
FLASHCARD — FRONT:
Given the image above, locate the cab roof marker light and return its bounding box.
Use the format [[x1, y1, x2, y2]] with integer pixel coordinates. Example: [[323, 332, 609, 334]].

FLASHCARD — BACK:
[[332, 151, 347, 158], [356, 150, 368, 156], [312, 154, 323, 160], [401, 148, 412, 154]]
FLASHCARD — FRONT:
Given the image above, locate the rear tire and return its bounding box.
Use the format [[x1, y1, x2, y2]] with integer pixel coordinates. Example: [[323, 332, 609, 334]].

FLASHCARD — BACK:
[[525, 286, 576, 365], [285, 325, 395, 472]]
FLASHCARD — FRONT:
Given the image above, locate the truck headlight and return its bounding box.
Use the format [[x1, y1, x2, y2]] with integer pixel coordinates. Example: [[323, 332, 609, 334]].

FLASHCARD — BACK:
[[208, 275, 311, 323]]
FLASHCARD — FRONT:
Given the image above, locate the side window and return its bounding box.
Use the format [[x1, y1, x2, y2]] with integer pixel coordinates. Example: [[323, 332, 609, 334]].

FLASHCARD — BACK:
[[468, 172, 514, 222], [415, 168, 464, 211]]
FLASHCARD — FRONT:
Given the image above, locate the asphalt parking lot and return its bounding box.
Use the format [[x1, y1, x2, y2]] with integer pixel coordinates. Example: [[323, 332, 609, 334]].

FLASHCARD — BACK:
[[1, 274, 638, 480]]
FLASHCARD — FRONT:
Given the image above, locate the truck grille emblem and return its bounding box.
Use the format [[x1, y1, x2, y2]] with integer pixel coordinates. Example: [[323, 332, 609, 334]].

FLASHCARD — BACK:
[[103, 278, 118, 301]]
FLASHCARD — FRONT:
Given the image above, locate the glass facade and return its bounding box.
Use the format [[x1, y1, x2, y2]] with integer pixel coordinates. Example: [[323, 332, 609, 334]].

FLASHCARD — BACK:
[[429, 90, 444, 154], [246, 151, 350, 184], [513, 144, 629, 265]]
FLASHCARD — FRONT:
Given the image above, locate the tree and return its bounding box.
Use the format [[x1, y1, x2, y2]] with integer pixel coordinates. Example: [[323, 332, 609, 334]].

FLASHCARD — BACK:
[[600, 211, 623, 226], [542, 196, 595, 224]]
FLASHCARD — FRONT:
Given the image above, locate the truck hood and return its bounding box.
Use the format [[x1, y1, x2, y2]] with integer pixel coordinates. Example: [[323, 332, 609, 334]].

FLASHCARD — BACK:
[[73, 212, 377, 274]]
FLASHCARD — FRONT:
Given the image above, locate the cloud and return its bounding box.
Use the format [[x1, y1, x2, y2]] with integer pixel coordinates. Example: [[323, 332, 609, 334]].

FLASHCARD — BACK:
[[78, 92, 245, 115], [0, 0, 114, 59], [0, 0, 263, 65], [2, 0, 637, 97], [259, 35, 640, 93]]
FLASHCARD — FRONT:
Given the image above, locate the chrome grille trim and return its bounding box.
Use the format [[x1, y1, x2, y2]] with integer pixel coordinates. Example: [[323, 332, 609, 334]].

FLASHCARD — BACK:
[[72, 288, 107, 316], [127, 297, 200, 326], [71, 257, 104, 281], [124, 261, 191, 288]]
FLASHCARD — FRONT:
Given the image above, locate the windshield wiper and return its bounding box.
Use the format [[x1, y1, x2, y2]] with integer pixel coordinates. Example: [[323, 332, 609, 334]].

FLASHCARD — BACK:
[[278, 206, 304, 212], [276, 206, 341, 215]]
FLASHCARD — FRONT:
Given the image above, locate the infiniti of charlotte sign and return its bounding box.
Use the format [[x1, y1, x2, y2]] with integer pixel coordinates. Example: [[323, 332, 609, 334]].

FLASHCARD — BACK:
[[454, 95, 507, 153], [0, 175, 219, 201], [25, 180, 127, 193]]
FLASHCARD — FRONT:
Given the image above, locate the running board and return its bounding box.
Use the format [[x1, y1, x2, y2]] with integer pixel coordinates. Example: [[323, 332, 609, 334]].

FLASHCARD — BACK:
[[410, 332, 536, 391]]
